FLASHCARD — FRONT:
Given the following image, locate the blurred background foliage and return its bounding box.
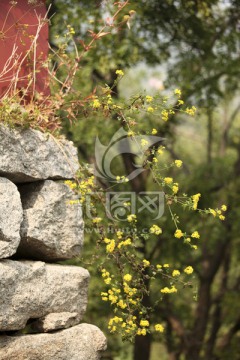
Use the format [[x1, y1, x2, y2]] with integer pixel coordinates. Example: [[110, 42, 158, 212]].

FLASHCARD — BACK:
[[48, 1, 240, 359]]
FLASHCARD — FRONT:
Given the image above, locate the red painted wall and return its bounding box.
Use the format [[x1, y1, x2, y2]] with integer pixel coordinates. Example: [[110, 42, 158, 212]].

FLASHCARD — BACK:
[[0, 0, 50, 98]]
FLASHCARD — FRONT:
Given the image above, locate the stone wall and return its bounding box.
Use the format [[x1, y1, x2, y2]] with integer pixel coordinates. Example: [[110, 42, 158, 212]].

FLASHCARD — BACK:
[[0, 124, 106, 360]]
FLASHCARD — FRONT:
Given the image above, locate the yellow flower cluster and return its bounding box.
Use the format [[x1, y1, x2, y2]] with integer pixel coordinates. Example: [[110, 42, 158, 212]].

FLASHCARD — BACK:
[[147, 106, 154, 113], [104, 238, 116, 253], [172, 269, 180, 277], [106, 94, 113, 105], [101, 268, 112, 284], [192, 193, 201, 210], [66, 24, 75, 35], [137, 328, 147, 336], [146, 95, 153, 103], [174, 88, 182, 97], [191, 231, 200, 239], [175, 159, 183, 168], [116, 230, 123, 239], [140, 138, 149, 147], [152, 128, 157, 135], [92, 98, 101, 108], [161, 285, 177, 294], [127, 214, 137, 222], [115, 69, 124, 76], [65, 176, 95, 204], [164, 177, 173, 184], [116, 175, 129, 182], [123, 274, 132, 282], [157, 146, 165, 155], [149, 224, 162, 235], [118, 237, 132, 249], [161, 109, 169, 121], [65, 180, 77, 190], [140, 319, 149, 327], [172, 183, 179, 194], [155, 324, 165, 332], [208, 205, 227, 220], [175, 229, 184, 238], [128, 130, 135, 137], [185, 106, 197, 116], [143, 259, 150, 267], [184, 266, 193, 274], [108, 316, 123, 333], [92, 217, 102, 224]]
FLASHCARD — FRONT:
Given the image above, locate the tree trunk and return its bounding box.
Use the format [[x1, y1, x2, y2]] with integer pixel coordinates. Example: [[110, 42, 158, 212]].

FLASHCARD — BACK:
[[133, 333, 151, 360]]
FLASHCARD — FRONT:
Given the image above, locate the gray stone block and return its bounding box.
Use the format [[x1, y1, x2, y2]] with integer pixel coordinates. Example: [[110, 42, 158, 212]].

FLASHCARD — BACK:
[[0, 260, 89, 331], [17, 180, 83, 261], [0, 177, 23, 259], [0, 125, 79, 183]]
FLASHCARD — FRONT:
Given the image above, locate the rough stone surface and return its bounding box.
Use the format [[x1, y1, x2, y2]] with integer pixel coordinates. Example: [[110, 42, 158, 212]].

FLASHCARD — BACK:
[[0, 260, 89, 331], [0, 177, 23, 259], [0, 125, 79, 183], [17, 180, 83, 261], [0, 324, 107, 360], [31, 312, 79, 332]]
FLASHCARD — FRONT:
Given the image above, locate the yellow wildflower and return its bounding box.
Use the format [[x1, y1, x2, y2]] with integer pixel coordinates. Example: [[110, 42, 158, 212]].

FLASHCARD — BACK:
[[143, 259, 150, 267], [191, 231, 200, 239], [174, 229, 184, 238], [155, 324, 164, 332], [137, 328, 147, 336], [140, 320, 149, 327], [185, 106, 197, 116], [209, 208, 216, 217], [164, 177, 173, 184], [128, 130, 135, 137], [184, 266, 193, 274], [149, 224, 162, 235], [116, 231, 123, 239], [221, 205, 227, 211], [106, 239, 115, 253], [140, 139, 149, 147], [127, 214, 137, 222], [123, 274, 132, 282], [117, 300, 127, 309], [172, 270, 180, 277], [174, 88, 182, 97], [92, 217, 102, 224], [175, 159, 183, 167], [147, 106, 154, 113], [172, 183, 179, 194], [161, 286, 177, 294], [152, 128, 157, 135], [92, 98, 101, 108], [192, 193, 201, 210], [161, 109, 169, 121], [115, 69, 124, 76], [146, 95, 153, 103], [157, 146, 165, 155]]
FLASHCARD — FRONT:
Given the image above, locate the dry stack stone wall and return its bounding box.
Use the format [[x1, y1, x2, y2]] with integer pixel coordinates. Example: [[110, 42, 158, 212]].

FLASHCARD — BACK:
[[0, 124, 106, 360]]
